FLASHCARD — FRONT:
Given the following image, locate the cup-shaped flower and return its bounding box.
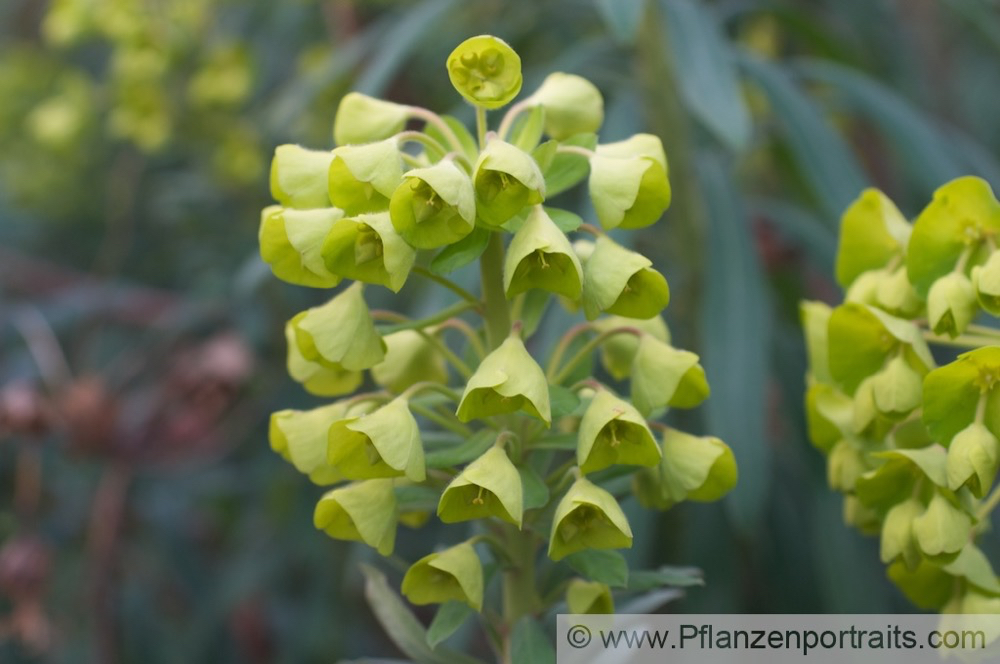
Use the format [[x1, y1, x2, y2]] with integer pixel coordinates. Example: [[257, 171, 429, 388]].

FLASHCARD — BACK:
[[388, 160, 475, 249], [270, 402, 349, 485], [972, 251, 1000, 316], [577, 389, 659, 473], [566, 579, 614, 614], [596, 134, 668, 171], [526, 72, 603, 140], [286, 318, 362, 397], [638, 428, 737, 507], [327, 396, 425, 482], [259, 206, 342, 288], [447, 35, 522, 110], [314, 479, 397, 555], [321, 212, 415, 292], [270, 144, 334, 209], [549, 476, 632, 561], [333, 92, 409, 146], [401, 540, 484, 610], [370, 330, 448, 394], [437, 445, 523, 526], [911, 491, 972, 560], [946, 422, 1000, 498], [473, 139, 545, 227], [630, 335, 709, 416], [291, 282, 386, 372], [456, 336, 551, 425], [927, 272, 978, 338], [503, 206, 583, 299], [327, 138, 402, 214], [827, 440, 868, 492], [588, 154, 670, 230], [880, 498, 924, 568], [582, 236, 669, 321], [591, 315, 670, 381], [870, 356, 924, 420]]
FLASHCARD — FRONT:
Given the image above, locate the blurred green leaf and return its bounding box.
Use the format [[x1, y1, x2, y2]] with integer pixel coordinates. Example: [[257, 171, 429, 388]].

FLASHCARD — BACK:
[[430, 227, 490, 275], [511, 616, 556, 664], [627, 566, 704, 591], [426, 601, 473, 649], [565, 549, 629, 587], [539, 133, 597, 196], [595, 0, 646, 45], [425, 429, 494, 469]]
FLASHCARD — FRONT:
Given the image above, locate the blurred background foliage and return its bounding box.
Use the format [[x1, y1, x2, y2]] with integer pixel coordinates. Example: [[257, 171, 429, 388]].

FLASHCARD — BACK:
[[1, 0, 999, 661]]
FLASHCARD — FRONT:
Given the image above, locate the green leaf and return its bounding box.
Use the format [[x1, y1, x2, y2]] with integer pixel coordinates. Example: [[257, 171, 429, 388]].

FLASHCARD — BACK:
[[627, 566, 705, 592], [509, 104, 545, 152], [549, 384, 582, 419], [519, 289, 552, 339], [595, 0, 645, 44], [511, 617, 555, 664], [425, 429, 494, 469], [564, 549, 629, 588], [923, 347, 1000, 445], [541, 133, 597, 197], [545, 206, 583, 233], [660, 0, 751, 151], [518, 465, 550, 511], [698, 155, 769, 530], [943, 545, 1000, 595], [873, 446, 948, 488], [738, 53, 867, 221], [426, 601, 473, 649], [423, 114, 479, 165], [360, 564, 483, 664], [430, 227, 491, 275]]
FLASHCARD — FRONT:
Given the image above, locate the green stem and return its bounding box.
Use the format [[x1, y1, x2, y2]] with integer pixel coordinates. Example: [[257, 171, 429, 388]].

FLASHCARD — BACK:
[[377, 300, 479, 334], [480, 232, 511, 350], [409, 402, 473, 437], [550, 327, 643, 385], [406, 106, 466, 155], [555, 144, 595, 159], [976, 483, 1000, 522], [372, 307, 475, 378], [966, 324, 1000, 339], [395, 130, 450, 157], [401, 381, 462, 403], [413, 266, 482, 306], [500, 523, 539, 662], [437, 318, 487, 359], [497, 99, 532, 141], [476, 106, 488, 150], [546, 323, 594, 381], [922, 332, 1000, 349]]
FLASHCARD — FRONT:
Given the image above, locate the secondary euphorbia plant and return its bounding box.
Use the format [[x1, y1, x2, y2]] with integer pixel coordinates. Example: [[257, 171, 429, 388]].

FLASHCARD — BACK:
[[262, 35, 736, 662], [802, 178, 1000, 615]]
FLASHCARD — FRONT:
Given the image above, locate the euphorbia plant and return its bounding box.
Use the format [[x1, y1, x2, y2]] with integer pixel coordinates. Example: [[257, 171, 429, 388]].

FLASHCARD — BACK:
[[802, 178, 1000, 615], [262, 35, 736, 661]]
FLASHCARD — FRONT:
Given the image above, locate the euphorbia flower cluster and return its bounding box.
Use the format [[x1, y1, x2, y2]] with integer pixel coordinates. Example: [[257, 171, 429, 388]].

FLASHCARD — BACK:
[[261, 35, 736, 657]]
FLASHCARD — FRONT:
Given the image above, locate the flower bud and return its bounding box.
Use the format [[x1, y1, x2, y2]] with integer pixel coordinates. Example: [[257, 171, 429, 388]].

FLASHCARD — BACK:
[[582, 236, 669, 321], [843, 495, 881, 534], [527, 72, 603, 140], [592, 315, 670, 381], [870, 356, 923, 420], [473, 139, 545, 227], [946, 422, 999, 498], [827, 440, 867, 492], [321, 212, 416, 292], [447, 35, 522, 110], [548, 476, 632, 561], [333, 92, 409, 146], [880, 498, 924, 568], [270, 144, 335, 209], [630, 335, 709, 416], [314, 479, 397, 555], [437, 445, 523, 526], [971, 251, 1000, 316], [912, 491, 972, 559], [370, 330, 448, 394], [927, 272, 977, 338], [588, 154, 671, 230], [875, 266, 923, 318], [285, 318, 363, 397], [457, 336, 551, 425], [800, 301, 832, 384], [291, 283, 386, 372], [328, 396, 425, 482], [577, 389, 659, 473], [566, 579, 614, 614], [259, 206, 342, 288], [503, 206, 583, 299], [388, 160, 475, 249], [661, 428, 738, 503], [596, 133, 667, 171], [401, 540, 484, 610], [328, 138, 403, 215], [844, 268, 886, 306], [270, 402, 348, 485]]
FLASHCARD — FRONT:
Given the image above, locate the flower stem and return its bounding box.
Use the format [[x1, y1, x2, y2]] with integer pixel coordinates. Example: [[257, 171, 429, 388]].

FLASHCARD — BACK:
[[550, 327, 643, 385], [480, 231, 511, 350], [976, 483, 1000, 522], [500, 523, 539, 662], [377, 300, 479, 334], [921, 332, 1000, 349], [476, 106, 488, 150], [406, 106, 467, 155], [408, 402, 473, 437], [413, 266, 482, 306], [497, 99, 532, 141]]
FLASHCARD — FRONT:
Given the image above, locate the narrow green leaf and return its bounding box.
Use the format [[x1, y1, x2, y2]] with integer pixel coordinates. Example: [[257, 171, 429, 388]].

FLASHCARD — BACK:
[[542, 133, 597, 197], [549, 384, 582, 418], [430, 227, 490, 275], [426, 601, 473, 649], [544, 207, 583, 233], [519, 465, 550, 511], [511, 617, 555, 664], [425, 429, 495, 469], [595, 0, 645, 45], [564, 549, 629, 588], [627, 566, 704, 591], [510, 105, 546, 152], [660, 0, 751, 151], [520, 289, 552, 339], [360, 564, 484, 664]]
